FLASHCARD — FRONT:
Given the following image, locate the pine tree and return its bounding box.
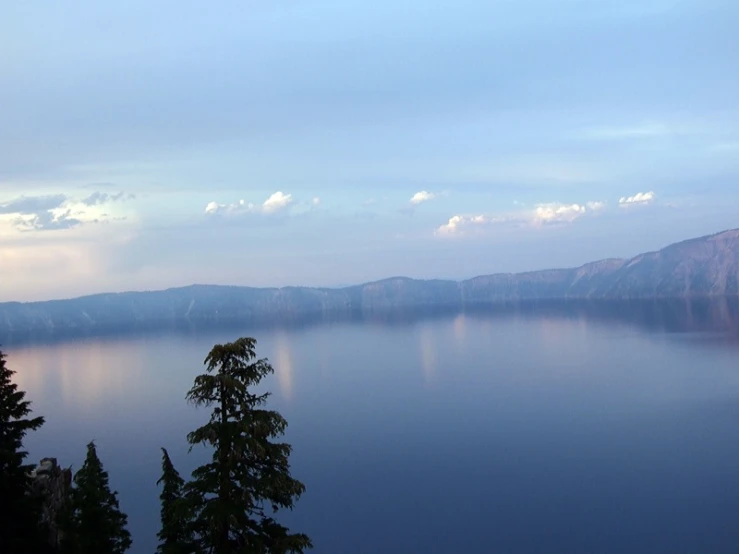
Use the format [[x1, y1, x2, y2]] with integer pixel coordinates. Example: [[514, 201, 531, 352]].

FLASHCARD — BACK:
[[185, 337, 312, 553], [61, 441, 132, 554], [157, 448, 195, 554], [0, 348, 47, 554]]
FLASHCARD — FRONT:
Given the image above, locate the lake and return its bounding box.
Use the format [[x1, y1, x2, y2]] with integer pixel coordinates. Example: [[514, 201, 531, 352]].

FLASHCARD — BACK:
[[7, 300, 739, 553]]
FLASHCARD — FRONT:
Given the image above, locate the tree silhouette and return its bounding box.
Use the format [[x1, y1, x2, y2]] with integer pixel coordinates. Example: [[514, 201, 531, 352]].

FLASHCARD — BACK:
[[185, 337, 312, 553], [0, 348, 47, 553], [157, 448, 195, 554], [61, 441, 132, 554]]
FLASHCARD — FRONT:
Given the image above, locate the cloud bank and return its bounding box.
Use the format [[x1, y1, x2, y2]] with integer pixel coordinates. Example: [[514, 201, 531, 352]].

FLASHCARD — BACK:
[[0, 191, 131, 232]]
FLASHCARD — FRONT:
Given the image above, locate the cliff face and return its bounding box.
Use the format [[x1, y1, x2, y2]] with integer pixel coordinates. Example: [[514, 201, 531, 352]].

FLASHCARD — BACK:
[[595, 229, 739, 298], [30, 458, 72, 550], [1, 229, 739, 338]]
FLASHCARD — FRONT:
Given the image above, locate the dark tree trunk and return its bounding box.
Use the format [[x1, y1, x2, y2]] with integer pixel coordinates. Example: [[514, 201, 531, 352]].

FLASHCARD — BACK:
[[218, 378, 229, 553]]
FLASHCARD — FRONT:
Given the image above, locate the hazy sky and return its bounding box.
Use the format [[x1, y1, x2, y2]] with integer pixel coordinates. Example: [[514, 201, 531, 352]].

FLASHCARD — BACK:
[[2, 0, 738, 301]]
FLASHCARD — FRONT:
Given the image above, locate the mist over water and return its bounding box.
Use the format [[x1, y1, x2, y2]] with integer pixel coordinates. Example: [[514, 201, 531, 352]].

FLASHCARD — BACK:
[[8, 300, 739, 553]]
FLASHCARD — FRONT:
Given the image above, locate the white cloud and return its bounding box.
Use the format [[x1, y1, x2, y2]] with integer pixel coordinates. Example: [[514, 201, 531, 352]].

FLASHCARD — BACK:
[[262, 191, 293, 213], [205, 191, 295, 216], [204, 199, 255, 215], [410, 191, 436, 205], [435, 214, 498, 236], [532, 203, 586, 224], [619, 191, 656, 206], [312, 197, 320, 206], [436, 199, 606, 237]]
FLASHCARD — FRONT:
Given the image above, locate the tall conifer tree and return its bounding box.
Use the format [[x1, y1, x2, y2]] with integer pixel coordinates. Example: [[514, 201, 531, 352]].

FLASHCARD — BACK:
[[186, 337, 312, 553], [157, 448, 194, 554], [61, 441, 132, 554], [0, 348, 46, 553]]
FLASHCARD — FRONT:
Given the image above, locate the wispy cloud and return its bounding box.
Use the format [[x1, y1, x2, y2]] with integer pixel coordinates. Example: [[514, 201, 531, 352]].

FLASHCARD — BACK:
[[619, 191, 656, 206], [14, 210, 82, 232], [0, 194, 68, 215], [81, 191, 135, 206], [587, 201, 606, 211]]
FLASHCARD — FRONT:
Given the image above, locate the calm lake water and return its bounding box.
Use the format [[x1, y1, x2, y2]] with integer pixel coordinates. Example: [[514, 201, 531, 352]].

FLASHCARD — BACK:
[[7, 300, 739, 553]]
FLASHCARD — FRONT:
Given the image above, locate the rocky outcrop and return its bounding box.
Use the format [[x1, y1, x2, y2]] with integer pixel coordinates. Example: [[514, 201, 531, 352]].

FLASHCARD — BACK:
[[30, 458, 72, 550], [1, 228, 739, 340]]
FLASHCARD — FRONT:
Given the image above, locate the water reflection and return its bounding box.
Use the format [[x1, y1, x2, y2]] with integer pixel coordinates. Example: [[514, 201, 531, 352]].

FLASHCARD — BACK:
[[273, 332, 295, 401], [6, 300, 739, 554], [465, 297, 739, 342], [11, 340, 144, 413], [5, 297, 739, 348], [418, 326, 436, 384], [452, 313, 467, 345]]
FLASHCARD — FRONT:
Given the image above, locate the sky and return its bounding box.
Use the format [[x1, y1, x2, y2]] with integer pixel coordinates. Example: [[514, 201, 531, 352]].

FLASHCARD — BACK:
[[1, 0, 738, 302]]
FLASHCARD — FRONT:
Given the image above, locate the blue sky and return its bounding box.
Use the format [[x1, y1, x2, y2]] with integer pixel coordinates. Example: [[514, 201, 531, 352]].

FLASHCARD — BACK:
[[1, 0, 738, 301]]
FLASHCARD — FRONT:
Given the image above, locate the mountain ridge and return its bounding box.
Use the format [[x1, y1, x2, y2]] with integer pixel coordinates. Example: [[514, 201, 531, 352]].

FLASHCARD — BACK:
[[2, 228, 738, 337]]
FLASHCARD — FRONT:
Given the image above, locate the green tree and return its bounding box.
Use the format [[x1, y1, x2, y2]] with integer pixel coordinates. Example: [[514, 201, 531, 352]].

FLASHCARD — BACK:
[[61, 441, 132, 554], [185, 337, 312, 553], [157, 448, 195, 554], [0, 348, 47, 554]]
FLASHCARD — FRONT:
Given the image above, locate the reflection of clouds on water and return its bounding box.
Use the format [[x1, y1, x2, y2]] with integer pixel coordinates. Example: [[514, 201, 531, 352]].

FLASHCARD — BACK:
[[8, 341, 142, 413], [453, 314, 467, 347], [419, 326, 436, 384], [61, 342, 137, 407], [8, 348, 47, 397], [273, 333, 295, 401], [316, 336, 331, 381], [538, 317, 567, 345]]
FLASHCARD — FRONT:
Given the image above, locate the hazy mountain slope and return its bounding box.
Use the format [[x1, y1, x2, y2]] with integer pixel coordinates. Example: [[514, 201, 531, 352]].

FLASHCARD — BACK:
[[591, 229, 739, 297], [1, 229, 738, 336]]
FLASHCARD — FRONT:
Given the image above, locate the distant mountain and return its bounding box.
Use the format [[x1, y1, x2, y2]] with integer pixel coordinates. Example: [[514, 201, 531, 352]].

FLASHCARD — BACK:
[[2, 229, 738, 340]]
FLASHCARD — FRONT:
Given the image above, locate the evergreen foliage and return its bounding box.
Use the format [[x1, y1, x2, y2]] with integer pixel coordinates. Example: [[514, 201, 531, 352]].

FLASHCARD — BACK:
[[61, 441, 132, 554], [0, 348, 47, 554], [157, 448, 195, 554], [185, 337, 312, 553]]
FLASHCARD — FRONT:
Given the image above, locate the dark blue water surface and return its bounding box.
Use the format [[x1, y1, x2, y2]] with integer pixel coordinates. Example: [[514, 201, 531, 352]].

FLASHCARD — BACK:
[[7, 301, 739, 553]]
